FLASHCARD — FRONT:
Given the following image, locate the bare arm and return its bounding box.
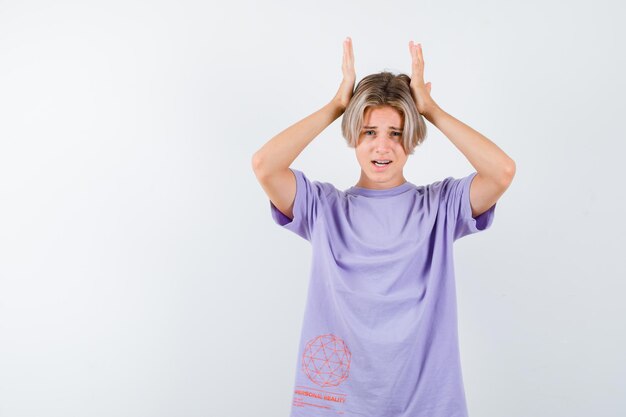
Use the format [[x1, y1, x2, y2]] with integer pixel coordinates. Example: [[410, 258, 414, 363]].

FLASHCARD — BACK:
[[251, 101, 345, 176], [424, 107, 515, 183], [426, 106, 515, 217], [251, 37, 356, 219], [408, 41, 515, 217]]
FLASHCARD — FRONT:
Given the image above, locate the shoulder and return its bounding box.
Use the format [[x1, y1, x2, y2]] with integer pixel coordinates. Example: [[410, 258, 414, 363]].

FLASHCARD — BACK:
[[426, 173, 475, 196], [419, 175, 454, 199], [290, 168, 340, 202]]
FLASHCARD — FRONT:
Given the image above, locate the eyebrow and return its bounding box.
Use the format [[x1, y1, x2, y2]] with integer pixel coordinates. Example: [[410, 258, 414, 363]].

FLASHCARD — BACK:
[[362, 125, 403, 131]]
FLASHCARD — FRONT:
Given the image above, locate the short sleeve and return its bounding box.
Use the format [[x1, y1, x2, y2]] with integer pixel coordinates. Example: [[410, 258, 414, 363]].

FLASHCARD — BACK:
[[440, 172, 496, 241], [269, 168, 329, 242]]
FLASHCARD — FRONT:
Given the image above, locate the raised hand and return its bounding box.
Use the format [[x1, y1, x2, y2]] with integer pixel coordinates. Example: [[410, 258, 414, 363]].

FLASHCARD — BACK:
[[332, 37, 356, 111], [408, 41, 438, 116]]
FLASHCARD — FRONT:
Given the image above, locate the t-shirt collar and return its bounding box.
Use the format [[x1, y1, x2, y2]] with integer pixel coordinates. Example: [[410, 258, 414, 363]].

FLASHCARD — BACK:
[[346, 181, 414, 197]]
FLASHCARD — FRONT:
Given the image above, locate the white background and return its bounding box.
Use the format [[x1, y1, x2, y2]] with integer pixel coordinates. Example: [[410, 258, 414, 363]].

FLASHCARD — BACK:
[[1, 0, 624, 416]]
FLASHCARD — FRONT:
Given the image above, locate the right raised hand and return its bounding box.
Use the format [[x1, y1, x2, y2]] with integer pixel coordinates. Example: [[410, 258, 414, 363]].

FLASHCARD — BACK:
[[332, 37, 356, 111]]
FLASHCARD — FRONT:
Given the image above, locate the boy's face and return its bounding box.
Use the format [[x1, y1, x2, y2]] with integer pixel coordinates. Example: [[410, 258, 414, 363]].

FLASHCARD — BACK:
[[354, 105, 408, 189]]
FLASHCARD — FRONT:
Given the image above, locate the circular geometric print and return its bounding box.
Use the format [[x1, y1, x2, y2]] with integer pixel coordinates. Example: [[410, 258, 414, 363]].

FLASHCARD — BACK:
[[302, 333, 352, 387]]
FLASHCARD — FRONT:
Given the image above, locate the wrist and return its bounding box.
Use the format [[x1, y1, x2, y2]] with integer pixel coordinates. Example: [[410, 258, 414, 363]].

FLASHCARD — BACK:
[[327, 99, 347, 118], [422, 102, 444, 123]]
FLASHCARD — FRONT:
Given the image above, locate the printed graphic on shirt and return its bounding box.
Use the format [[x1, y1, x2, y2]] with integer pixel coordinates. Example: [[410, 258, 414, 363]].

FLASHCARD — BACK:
[[292, 334, 351, 414], [303, 333, 351, 387]]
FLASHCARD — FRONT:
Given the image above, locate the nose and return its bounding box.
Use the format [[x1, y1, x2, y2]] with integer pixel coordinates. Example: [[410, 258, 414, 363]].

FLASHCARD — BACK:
[[374, 135, 394, 152]]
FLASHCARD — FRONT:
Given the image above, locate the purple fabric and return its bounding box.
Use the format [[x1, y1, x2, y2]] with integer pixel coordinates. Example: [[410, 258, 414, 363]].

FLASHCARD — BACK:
[[269, 168, 496, 417]]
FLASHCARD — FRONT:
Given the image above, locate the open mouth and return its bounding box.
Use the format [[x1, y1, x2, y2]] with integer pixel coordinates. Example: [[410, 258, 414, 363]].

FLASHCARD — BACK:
[[371, 160, 392, 167]]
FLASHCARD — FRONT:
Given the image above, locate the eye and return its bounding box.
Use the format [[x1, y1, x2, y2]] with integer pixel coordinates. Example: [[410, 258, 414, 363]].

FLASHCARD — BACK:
[[364, 130, 375, 136], [392, 132, 402, 137]]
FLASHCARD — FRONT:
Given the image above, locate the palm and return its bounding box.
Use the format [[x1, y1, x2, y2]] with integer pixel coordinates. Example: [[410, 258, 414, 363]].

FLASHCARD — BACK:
[[409, 41, 434, 115], [333, 37, 356, 110]]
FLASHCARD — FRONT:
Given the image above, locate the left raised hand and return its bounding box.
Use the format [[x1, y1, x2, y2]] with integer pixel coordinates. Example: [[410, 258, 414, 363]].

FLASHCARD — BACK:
[[408, 41, 438, 116]]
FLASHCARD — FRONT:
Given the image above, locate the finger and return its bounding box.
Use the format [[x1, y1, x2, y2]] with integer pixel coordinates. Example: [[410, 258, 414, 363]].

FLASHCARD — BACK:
[[409, 41, 420, 77], [418, 44, 425, 79], [415, 44, 423, 67], [342, 38, 348, 71], [412, 42, 424, 78], [408, 41, 413, 73], [409, 40, 415, 64], [344, 38, 355, 76], [346, 37, 354, 67], [349, 38, 354, 65]]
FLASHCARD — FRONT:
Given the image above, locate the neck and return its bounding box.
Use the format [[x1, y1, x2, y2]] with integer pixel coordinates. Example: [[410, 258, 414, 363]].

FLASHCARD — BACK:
[[355, 173, 407, 190]]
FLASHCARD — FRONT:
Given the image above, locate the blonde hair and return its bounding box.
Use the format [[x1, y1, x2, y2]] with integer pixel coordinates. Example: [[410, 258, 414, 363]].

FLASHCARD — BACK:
[[341, 71, 427, 155]]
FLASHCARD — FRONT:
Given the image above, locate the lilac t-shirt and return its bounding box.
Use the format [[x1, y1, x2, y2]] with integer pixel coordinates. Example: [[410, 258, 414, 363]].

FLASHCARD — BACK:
[[269, 168, 496, 417]]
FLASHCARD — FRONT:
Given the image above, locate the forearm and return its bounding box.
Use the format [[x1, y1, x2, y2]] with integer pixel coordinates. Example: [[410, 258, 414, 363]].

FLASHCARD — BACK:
[[252, 100, 345, 176], [424, 105, 516, 182]]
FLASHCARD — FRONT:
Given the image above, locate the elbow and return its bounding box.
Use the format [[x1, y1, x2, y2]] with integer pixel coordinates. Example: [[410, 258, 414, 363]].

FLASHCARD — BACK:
[[501, 159, 516, 186], [506, 159, 516, 178], [251, 152, 264, 174], [252, 152, 274, 180]]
